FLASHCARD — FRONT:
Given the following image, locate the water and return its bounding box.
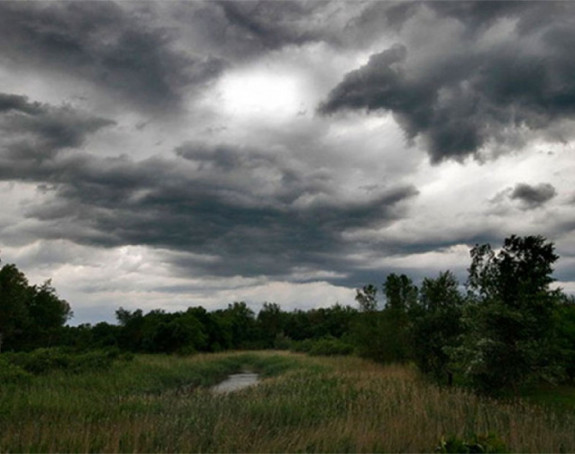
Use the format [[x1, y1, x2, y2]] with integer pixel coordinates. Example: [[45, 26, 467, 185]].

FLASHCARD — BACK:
[[211, 372, 259, 394]]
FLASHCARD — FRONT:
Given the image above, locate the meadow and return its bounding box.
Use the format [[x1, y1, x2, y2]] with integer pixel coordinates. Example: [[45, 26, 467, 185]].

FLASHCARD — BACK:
[[1, 351, 574, 453]]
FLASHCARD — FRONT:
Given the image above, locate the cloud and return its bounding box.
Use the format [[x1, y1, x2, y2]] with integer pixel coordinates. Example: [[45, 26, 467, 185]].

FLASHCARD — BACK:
[[0, 130, 419, 281], [0, 92, 114, 161], [509, 183, 557, 209], [0, 93, 43, 115], [319, 2, 575, 163], [216, 1, 323, 50], [0, 2, 225, 115]]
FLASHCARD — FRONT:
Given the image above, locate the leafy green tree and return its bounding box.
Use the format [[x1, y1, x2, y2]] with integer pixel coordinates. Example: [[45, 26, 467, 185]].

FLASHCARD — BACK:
[[116, 307, 145, 351], [186, 306, 230, 352], [381, 273, 417, 362], [222, 302, 257, 349], [25, 280, 72, 347], [383, 273, 418, 313], [0, 263, 31, 351], [355, 284, 378, 312], [142, 311, 207, 354], [454, 235, 563, 393], [553, 294, 575, 380], [257, 302, 285, 348], [352, 283, 383, 360], [353, 275, 417, 363], [0, 262, 71, 351], [410, 271, 464, 384]]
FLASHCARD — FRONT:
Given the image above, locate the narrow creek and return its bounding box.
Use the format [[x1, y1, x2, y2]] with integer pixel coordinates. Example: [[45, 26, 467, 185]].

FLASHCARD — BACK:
[[211, 372, 260, 394]]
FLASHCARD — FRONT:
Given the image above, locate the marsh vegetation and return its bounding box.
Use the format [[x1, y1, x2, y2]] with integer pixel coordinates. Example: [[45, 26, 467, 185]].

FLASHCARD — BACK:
[[1, 351, 574, 453]]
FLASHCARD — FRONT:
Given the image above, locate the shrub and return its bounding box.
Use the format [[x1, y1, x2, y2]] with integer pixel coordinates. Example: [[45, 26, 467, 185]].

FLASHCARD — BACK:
[[0, 357, 32, 383], [308, 337, 354, 356], [2, 348, 130, 375]]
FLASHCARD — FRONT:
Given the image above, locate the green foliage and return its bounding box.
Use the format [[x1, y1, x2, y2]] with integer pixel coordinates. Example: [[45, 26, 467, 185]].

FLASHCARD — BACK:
[[436, 433, 508, 453], [553, 298, 575, 380], [453, 235, 563, 394], [289, 337, 354, 356], [272, 332, 292, 350], [2, 348, 129, 375], [0, 262, 71, 352], [257, 302, 286, 348], [1, 353, 574, 452], [0, 356, 32, 383], [384, 273, 418, 312], [0, 263, 31, 351], [308, 336, 354, 356], [355, 284, 378, 312], [116, 307, 208, 353], [411, 271, 463, 384], [352, 274, 416, 363]]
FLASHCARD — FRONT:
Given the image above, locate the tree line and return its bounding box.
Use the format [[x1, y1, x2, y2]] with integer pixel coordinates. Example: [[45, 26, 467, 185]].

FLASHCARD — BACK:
[[1, 234, 575, 395]]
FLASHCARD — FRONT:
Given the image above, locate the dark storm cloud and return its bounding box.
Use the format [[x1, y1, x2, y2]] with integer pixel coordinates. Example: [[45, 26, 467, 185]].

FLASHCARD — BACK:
[[0, 93, 43, 115], [320, 1, 575, 163], [0, 92, 114, 160], [0, 122, 418, 279], [509, 183, 557, 209], [0, 2, 225, 114], [216, 1, 323, 50], [168, 0, 362, 61]]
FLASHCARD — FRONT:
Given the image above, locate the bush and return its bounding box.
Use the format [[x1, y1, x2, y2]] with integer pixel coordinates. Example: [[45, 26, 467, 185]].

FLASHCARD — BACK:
[[2, 348, 130, 375], [290, 339, 314, 353], [308, 337, 354, 356], [0, 357, 32, 383]]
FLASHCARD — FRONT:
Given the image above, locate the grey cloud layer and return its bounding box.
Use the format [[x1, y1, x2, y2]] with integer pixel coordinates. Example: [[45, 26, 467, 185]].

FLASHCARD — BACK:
[[0, 93, 114, 160], [2, 1, 573, 302], [320, 2, 575, 162], [510, 183, 557, 210], [0, 94, 418, 280], [0, 2, 225, 114]]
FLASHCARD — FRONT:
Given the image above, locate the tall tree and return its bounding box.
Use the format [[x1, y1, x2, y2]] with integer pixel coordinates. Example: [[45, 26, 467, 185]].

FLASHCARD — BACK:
[[455, 235, 562, 393], [383, 273, 418, 313], [257, 302, 285, 348], [0, 263, 31, 351], [411, 271, 464, 384], [0, 262, 72, 351], [355, 284, 378, 312], [26, 280, 72, 347]]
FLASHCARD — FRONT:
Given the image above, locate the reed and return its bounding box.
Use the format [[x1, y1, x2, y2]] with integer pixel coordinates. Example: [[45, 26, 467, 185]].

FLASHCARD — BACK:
[[0, 351, 573, 452]]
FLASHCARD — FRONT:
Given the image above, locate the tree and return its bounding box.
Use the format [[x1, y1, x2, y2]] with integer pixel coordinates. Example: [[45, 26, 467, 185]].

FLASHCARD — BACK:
[[383, 273, 418, 313], [0, 263, 31, 351], [222, 302, 257, 349], [0, 262, 71, 351], [26, 280, 72, 347], [355, 284, 378, 312], [352, 275, 417, 363], [454, 235, 562, 394], [257, 302, 285, 349], [554, 294, 575, 380], [411, 271, 464, 384], [381, 273, 417, 362]]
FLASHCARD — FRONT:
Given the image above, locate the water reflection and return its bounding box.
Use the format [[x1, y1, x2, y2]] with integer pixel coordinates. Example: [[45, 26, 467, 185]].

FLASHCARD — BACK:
[[212, 372, 259, 394]]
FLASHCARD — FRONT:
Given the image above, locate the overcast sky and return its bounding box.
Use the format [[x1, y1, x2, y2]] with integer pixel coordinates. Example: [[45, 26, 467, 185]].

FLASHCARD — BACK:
[[1, 1, 575, 324]]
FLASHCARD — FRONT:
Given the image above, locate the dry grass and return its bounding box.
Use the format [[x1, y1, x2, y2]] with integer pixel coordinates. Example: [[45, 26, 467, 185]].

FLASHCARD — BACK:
[[0, 351, 574, 452]]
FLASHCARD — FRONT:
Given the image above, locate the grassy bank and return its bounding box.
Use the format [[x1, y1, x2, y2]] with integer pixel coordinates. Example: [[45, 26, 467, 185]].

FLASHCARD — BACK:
[[1, 351, 574, 452]]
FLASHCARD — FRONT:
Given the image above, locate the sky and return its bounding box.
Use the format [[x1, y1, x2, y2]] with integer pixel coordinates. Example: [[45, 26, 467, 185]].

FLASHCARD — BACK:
[[1, 1, 575, 325]]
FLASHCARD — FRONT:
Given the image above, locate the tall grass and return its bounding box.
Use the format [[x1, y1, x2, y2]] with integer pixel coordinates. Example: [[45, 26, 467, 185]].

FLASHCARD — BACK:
[[1, 351, 574, 452]]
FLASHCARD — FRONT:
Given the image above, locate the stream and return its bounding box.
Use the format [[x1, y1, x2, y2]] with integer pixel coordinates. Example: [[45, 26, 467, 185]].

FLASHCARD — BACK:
[[211, 372, 260, 394]]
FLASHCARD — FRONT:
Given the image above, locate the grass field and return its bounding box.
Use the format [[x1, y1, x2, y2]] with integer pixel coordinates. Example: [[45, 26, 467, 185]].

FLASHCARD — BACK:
[[1, 351, 574, 452]]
